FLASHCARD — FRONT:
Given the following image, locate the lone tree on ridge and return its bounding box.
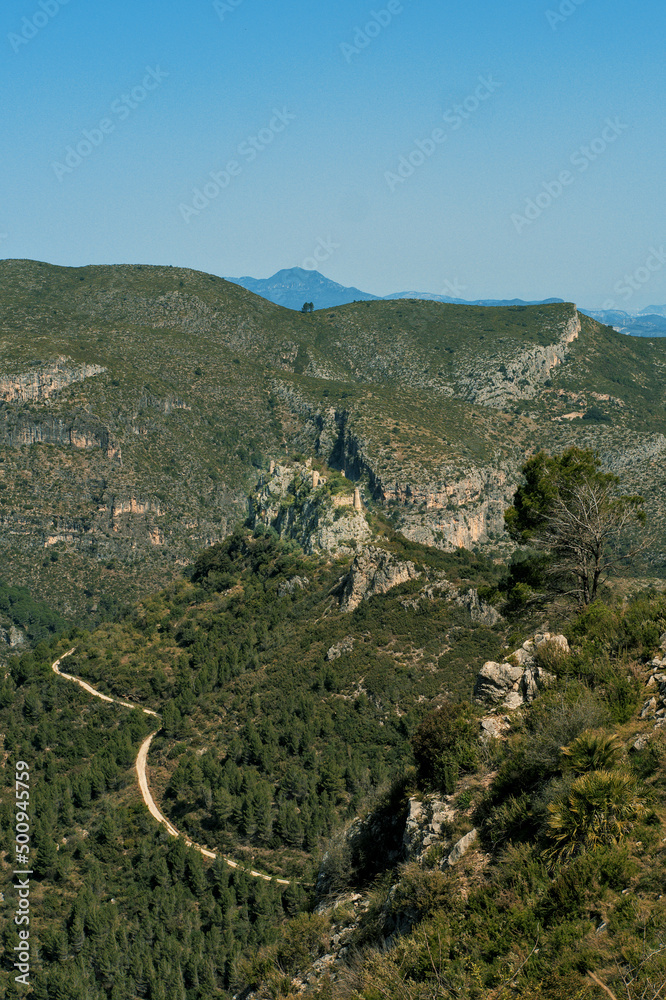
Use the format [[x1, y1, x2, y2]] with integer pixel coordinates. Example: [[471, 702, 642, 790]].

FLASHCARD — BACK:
[[504, 447, 646, 606]]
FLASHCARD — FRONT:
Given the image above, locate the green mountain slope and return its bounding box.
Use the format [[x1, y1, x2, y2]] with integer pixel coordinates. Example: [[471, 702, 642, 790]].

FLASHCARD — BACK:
[[2, 260, 666, 620], [1, 525, 665, 999]]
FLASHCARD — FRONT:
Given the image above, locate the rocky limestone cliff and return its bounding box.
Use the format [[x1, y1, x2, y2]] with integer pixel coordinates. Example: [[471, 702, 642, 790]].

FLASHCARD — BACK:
[[0, 358, 106, 403], [456, 311, 581, 407], [335, 546, 420, 612], [272, 388, 517, 552], [250, 462, 371, 555], [0, 410, 121, 458]]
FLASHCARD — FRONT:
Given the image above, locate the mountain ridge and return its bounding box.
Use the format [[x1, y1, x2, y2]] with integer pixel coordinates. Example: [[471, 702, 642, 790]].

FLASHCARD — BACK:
[[226, 266, 566, 312], [2, 259, 666, 623]]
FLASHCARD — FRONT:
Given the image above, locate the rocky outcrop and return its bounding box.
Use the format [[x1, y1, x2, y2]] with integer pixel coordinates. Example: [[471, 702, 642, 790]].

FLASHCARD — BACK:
[[277, 575, 309, 597], [446, 828, 478, 866], [337, 546, 420, 612], [474, 632, 567, 709], [326, 636, 354, 661], [456, 311, 581, 407], [0, 411, 121, 458], [455, 588, 502, 626], [111, 497, 163, 518], [250, 463, 371, 556], [0, 625, 27, 649], [403, 796, 456, 861], [0, 358, 106, 403], [639, 632, 666, 722]]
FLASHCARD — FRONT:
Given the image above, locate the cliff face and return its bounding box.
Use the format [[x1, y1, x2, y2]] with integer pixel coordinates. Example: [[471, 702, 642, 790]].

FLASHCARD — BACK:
[[1, 261, 666, 620], [0, 358, 106, 403], [270, 392, 516, 552], [456, 312, 581, 406], [250, 463, 371, 555]]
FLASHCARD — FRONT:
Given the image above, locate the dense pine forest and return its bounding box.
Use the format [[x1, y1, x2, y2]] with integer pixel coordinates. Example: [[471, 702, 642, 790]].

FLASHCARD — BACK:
[[1, 507, 666, 997]]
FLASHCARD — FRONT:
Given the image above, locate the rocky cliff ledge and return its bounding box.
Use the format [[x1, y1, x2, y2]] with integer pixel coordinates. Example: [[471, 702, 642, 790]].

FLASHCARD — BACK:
[[249, 462, 371, 555], [0, 357, 106, 403], [457, 310, 581, 407]]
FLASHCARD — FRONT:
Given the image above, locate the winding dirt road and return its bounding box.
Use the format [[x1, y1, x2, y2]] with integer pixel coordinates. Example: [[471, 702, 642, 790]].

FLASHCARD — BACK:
[[52, 650, 293, 885]]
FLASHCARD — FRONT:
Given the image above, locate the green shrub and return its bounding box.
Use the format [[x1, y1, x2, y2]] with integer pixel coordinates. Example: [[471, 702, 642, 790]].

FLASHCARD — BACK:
[[560, 732, 624, 774], [411, 702, 478, 793], [533, 638, 570, 675], [544, 769, 645, 863], [604, 670, 641, 723], [523, 685, 608, 781]]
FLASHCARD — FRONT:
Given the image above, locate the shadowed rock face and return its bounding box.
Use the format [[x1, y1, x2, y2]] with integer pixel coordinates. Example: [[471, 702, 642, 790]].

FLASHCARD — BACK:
[[337, 547, 420, 612]]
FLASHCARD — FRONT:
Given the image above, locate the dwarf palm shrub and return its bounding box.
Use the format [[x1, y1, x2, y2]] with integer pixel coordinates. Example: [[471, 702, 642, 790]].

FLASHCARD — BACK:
[[560, 731, 624, 774], [544, 769, 644, 863]]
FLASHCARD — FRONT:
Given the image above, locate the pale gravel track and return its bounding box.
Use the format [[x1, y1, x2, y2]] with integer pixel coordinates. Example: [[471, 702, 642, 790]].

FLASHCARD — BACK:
[[51, 649, 293, 885]]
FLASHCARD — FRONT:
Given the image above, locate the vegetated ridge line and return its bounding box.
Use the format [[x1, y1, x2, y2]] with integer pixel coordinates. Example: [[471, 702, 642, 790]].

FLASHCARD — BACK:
[[51, 650, 293, 885]]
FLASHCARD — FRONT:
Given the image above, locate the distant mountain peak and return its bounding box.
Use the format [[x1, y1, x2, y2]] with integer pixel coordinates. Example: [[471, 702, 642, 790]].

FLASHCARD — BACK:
[[226, 267, 379, 311], [226, 267, 563, 311]]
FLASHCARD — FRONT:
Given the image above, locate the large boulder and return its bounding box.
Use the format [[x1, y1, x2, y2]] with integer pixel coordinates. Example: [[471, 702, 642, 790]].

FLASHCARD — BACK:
[[473, 632, 565, 709], [474, 662, 524, 705]]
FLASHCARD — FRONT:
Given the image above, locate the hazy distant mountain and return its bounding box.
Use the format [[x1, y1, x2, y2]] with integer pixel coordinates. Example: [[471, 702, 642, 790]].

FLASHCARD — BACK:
[[640, 305, 666, 317], [227, 267, 565, 311], [384, 291, 565, 306], [580, 307, 666, 337], [227, 267, 380, 310]]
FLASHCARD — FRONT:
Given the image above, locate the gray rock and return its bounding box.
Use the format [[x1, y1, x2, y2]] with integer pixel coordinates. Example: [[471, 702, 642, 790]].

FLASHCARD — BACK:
[[455, 588, 502, 626], [474, 661, 524, 705], [338, 547, 420, 613], [513, 647, 535, 667], [474, 632, 562, 709], [9, 626, 26, 648], [538, 633, 569, 653], [479, 716, 508, 740], [277, 575, 309, 596], [446, 828, 478, 866], [403, 795, 455, 860], [326, 636, 355, 661]]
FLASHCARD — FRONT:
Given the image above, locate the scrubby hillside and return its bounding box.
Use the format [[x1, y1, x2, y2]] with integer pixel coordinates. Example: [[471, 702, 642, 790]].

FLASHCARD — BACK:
[[240, 598, 666, 1000], [2, 512, 665, 998], [2, 260, 666, 621], [0, 519, 513, 998]]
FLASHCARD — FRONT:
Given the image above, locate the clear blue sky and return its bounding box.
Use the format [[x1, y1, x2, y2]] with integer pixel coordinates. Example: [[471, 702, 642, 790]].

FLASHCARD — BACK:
[[1, 0, 664, 308]]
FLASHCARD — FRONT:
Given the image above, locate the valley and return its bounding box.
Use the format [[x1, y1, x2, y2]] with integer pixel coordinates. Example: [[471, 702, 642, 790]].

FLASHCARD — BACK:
[[1, 261, 666, 999]]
